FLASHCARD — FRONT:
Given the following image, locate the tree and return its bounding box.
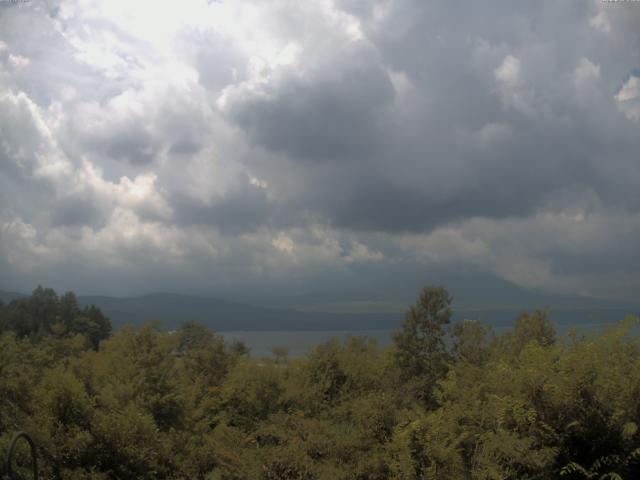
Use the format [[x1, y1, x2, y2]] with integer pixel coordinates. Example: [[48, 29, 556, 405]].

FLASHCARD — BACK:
[[392, 285, 452, 406], [71, 305, 112, 349], [511, 309, 555, 354], [0, 287, 111, 349], [178, 321, 217, 352], [59, 291, 80, 330], [229, 340, 251, 358], [451, 319, 493, 365], [271, 346, 290, 364], [177, 321, 231, 388]]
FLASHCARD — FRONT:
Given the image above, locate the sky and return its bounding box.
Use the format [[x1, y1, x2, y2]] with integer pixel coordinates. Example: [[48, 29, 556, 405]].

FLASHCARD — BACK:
[[0, 0, 639, 304]]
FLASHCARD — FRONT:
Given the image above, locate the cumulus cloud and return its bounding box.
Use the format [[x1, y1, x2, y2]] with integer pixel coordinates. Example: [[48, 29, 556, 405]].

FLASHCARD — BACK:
[[616, 74, 640, 121], [0, 0, 639, 303], [495, 54, 534, 114]]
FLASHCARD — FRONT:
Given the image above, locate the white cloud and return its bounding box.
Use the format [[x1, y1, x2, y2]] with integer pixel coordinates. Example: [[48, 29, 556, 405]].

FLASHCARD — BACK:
[[574, 57, 600, 84], [8, 54, 30, 69], [615, 75, 640, 121], [495, 54, 521, 85], [344, 240, 383, 263], [589, 11, 611, 34], [469, 122, 514, 149], [0, 90, 67, 178], [494, 54, 535, 114], [272, 232, 295, 254]]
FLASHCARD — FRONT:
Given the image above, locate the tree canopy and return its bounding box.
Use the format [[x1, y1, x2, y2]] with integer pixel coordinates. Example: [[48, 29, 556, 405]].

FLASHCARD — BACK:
[[1, 286, 111, 348], [1, 285, 639, 479]]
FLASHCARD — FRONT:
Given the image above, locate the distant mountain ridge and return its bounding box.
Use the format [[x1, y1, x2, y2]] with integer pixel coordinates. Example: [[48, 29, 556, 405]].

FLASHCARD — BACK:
[[1, 289, 637, 332], [77, 293, 403, 331], [0, 290, 27, 304]]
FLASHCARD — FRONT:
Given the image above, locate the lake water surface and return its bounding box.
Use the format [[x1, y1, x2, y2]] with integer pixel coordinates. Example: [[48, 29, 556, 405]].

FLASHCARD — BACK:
[[221, 320, 629, 358]]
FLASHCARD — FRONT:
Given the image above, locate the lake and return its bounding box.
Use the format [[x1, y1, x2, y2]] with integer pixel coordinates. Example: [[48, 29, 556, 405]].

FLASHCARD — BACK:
[[221, 319, 633, 358]]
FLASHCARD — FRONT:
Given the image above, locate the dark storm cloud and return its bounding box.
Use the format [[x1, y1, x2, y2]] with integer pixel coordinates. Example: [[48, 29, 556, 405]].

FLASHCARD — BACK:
[[169, 139, 201, 155], [227, 50, 395, 162], [50, 195, 107, 229], [171, 183, 271, 235], [224, 0, 640, 234], [95, 126, 158, 165]]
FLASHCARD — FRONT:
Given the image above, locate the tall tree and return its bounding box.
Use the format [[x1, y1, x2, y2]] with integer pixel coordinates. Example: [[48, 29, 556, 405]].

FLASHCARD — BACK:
[[511, 309, 556, 354], [393, 285, 453, 406], [451, 319, 493, 365]]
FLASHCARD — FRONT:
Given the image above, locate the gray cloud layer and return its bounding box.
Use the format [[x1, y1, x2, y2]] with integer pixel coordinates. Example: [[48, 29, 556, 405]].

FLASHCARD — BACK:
[[1, 0, 639, 302]]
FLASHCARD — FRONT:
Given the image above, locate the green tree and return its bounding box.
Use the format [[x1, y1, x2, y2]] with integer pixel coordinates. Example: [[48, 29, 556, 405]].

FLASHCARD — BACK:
[[59, 291, 81, 329], [70, 305, 112, 349], [271, 346, 290, 364], [392, 285, 453, 406], [229, 339, 251, 358], [178, 321, 232, 388], [511, 309, 556, 354], [451, 318, 493, 365], [1, 287, 111, 349]]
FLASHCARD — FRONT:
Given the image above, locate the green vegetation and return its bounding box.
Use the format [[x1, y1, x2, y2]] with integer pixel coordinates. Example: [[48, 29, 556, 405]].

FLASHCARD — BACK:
[[1, 286, 640, 479]]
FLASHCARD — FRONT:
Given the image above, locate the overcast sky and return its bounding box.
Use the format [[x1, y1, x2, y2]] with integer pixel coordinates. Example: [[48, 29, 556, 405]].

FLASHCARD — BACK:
[[1, 0, 639, 303]]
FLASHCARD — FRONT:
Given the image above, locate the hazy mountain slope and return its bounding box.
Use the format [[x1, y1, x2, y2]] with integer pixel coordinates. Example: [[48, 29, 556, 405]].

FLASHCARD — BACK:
[[77, 293, 403, 331], [0, 290, 28, 304], [231, 267, 631, 311]]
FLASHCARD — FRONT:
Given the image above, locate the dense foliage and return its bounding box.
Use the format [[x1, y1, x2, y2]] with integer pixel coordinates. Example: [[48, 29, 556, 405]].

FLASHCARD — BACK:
[[1, 286, 639, 479], [0, 286, 111, 349]]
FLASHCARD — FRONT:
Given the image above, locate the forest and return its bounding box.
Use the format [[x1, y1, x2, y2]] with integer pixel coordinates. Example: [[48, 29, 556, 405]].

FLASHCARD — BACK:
[[1, 286, 640, 479]]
